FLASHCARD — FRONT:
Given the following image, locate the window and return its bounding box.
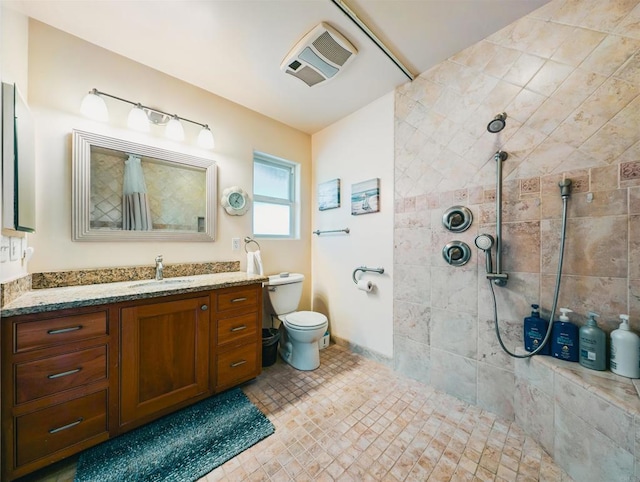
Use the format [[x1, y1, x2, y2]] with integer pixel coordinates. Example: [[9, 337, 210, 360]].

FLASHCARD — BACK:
[[253, 152, 298, 238]]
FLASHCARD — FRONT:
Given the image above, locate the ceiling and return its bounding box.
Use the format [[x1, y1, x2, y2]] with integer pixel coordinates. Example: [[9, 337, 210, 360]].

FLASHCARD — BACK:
[[4, 0, 549, 134]]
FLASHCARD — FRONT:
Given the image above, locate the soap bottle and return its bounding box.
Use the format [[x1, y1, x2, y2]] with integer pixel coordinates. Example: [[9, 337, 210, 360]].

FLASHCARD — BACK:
[[579, 311, 606, 370], [610, 314, 640, 378], [524, 304, 550, 355], [551, 308, 578, 362]]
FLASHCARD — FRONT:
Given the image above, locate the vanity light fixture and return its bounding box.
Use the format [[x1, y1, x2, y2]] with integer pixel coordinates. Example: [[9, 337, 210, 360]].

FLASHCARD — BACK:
[[127, 103, 150, 132], [80, 88, 216, 149]]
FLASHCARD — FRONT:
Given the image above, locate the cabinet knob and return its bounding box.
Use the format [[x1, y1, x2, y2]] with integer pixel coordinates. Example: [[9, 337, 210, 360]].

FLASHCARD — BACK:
[[201, 304, 208, 311]]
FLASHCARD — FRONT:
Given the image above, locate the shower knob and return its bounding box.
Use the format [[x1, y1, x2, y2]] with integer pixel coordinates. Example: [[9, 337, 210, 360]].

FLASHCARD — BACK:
[[442, 241, 471, 266]]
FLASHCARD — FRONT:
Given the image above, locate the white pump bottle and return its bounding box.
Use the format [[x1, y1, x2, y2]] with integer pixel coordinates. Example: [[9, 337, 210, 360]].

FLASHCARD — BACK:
[[610, 314, 640, 378]]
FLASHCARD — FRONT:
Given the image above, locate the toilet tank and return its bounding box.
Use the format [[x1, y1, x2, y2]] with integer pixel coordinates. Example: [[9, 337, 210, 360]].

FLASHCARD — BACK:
[[267, 273, 304, 315]]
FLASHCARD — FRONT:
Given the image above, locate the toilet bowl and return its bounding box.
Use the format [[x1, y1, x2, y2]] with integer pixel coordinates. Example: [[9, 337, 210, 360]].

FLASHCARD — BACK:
[[266, 273, 328, 371], [278, 311, 328, 371]]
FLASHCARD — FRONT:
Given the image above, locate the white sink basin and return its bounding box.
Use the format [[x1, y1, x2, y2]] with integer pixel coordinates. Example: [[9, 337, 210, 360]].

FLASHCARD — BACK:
[[128, 278, 191, 289]]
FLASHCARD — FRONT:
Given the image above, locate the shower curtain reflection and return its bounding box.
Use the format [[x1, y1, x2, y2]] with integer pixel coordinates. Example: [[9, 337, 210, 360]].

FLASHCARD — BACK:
[[122, 154, 152, 230]]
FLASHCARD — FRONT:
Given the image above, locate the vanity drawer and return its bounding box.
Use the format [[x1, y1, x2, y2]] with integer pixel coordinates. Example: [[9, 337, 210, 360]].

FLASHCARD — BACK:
[[216, 287, 258, 312], [15, 311, 107, 353], [217, 312, 258, 347], [15, 345, 108, 404], [216, 342, 259, 389], [15, 390, 108, 466]]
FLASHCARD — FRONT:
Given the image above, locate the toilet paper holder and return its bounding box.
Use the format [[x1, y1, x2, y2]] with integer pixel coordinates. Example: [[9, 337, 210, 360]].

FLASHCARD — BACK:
[[352, 266, 385, 284]]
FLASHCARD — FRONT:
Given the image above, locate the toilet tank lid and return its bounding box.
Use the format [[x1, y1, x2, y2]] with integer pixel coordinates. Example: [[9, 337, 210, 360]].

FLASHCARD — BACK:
[[267, 272, 304, 286]]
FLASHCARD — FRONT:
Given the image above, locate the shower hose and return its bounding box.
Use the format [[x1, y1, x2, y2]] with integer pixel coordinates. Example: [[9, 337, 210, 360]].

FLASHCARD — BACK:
[[491, 194, 569, 359]]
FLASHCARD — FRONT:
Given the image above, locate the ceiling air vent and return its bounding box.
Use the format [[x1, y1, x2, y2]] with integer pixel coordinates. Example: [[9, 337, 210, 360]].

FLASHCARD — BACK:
[[281, 22, 357, 87]]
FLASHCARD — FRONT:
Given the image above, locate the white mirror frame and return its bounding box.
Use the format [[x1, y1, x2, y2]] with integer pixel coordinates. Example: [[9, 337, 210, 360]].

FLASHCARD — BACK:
[[72, 129, 217, 242]]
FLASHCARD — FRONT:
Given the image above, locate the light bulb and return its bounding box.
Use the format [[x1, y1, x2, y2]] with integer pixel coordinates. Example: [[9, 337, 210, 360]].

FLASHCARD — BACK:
[[80, 89, 108, 121], [165, 115, 184, 141], [127, 104, 150, 132], [197, 125, 215, 149]]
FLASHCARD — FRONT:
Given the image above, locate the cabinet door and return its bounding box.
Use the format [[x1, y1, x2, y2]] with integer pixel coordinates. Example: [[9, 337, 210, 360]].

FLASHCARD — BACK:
[[120, 296, 210, 426]]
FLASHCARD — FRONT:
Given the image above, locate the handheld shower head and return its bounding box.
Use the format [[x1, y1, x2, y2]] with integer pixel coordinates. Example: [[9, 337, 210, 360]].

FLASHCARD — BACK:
[[487, 112, 507, 133], [475, 234, 495, 274]]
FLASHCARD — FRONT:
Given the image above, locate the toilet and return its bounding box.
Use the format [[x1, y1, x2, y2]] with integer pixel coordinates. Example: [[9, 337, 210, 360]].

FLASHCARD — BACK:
[[266, 272, 328, 371]]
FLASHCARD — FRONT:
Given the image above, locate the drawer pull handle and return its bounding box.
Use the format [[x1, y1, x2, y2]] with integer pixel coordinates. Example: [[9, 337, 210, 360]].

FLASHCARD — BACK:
[[230, 360, 247, 368], [230, 325, 247, 332], [230, 297, 247, 303], [47, 325, 82, 335], [201, 305, 208, 311], [49, 418, 84, 434], [48, 368, 81, 379]]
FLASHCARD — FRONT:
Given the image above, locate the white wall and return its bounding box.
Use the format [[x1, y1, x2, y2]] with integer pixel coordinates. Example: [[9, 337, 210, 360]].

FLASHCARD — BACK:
[[12, 19, 314, 307], [0, 7, 29, 282], [311, 92, 394, 358]]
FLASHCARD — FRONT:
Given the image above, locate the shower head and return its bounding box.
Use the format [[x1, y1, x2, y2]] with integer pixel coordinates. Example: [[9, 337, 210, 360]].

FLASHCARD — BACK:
[[475, 234, 495, 274], [487, 112, 507, 133], [475, 234, 494, 251]]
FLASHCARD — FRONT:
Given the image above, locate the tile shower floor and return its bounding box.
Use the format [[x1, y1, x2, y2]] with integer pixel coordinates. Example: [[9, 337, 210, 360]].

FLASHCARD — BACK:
[[24, 344, 573, 482]]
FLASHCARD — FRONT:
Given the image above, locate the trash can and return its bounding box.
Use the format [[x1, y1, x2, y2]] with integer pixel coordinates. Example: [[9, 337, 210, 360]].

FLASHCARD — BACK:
[[262, 328, 280, 367]]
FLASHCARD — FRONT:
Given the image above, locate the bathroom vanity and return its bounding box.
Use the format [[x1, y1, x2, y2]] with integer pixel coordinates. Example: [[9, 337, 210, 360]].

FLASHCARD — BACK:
[[0, 273, 265, 481]]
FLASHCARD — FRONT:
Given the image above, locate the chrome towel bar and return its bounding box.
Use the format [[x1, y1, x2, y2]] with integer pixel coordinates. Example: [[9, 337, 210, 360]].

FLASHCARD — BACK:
[[244, 237, 261, 252], [313, 228, 350, 235]]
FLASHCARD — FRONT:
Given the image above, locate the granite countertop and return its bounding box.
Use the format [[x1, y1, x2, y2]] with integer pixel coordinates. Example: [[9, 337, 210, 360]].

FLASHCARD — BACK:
[[1, 272, 268, 317]]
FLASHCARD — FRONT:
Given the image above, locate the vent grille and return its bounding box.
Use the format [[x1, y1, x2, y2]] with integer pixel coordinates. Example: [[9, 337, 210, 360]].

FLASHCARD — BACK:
[[286, 66, 325, 87], [313, 31, 353, 66]]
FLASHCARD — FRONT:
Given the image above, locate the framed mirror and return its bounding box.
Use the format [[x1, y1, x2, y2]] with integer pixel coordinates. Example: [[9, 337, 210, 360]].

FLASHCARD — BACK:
[[2, 82, 36, 233], [72, 129, 216, 242]]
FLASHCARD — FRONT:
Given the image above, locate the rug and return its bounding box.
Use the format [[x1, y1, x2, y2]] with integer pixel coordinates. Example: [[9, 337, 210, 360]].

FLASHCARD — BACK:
[[74, 388, 274, 482]]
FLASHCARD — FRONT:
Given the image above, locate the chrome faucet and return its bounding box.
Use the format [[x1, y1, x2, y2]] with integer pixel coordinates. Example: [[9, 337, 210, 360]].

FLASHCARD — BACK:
[[155, 255, 164, 281]]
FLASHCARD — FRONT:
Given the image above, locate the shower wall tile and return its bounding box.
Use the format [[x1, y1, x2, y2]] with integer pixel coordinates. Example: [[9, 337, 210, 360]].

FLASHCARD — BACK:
[[591, 164, 619, 191], [501, 221, 541, 273], [569, 189, 628, 218], [541, 216, 628, 278], [540, 274, 628, 330], [554, 404, 635, 482], [394, 300, 430, 345], [580, 34, 640, 77], [514, 357, 554, 396], [477, 272, 539, 369], [431, 267, 478, 315], [394, 335, 431, 385], [393, 264, 431, 305], [477, 363, 515, 420], [630, 280, 640, 330], [554, 68, 608, 109], [554, 372, 635, 453], [430, 349, 477, 405], [514, 379, 554, 454], [630, 215, 640, 279], [430, 308, 477, 358], [631, 187, 640, 214]]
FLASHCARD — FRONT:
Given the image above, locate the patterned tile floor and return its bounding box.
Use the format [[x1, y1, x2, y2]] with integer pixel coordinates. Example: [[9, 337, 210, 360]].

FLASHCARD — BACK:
[[20, 344, 573, 482]]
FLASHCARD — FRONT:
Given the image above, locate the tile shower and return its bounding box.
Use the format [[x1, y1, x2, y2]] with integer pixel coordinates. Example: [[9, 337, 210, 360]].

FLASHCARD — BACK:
[[393, 0, 640, 478]]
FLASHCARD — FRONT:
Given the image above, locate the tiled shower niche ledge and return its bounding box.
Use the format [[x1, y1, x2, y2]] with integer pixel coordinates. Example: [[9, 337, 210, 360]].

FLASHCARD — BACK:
[[515, 350, 640, 482]]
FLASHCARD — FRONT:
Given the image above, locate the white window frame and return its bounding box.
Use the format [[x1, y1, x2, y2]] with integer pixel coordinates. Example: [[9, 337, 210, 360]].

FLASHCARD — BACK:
[[252, 151, 299, 239]]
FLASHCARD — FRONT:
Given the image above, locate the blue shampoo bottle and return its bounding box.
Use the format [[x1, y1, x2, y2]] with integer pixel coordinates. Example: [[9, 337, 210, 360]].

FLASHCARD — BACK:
[[552, 308, 579, 362], [524, 304, 550, 355]]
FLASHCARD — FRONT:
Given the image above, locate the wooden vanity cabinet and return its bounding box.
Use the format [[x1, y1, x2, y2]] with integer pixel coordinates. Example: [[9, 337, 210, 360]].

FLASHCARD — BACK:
[[1, 282, 263, 481], [213, 285, 262, 391], [119, 294, 211, 430], [1, 305, 115, 481]]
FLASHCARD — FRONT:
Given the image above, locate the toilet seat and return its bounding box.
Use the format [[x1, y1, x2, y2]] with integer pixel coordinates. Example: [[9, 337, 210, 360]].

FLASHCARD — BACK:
[[283, 311, 327, 331]]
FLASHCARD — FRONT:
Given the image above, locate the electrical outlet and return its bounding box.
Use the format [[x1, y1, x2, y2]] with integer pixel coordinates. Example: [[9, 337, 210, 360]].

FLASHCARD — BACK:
[[10, 237, 20, 261], [231, 238, 240, 251], [0, 237, 9, 263]]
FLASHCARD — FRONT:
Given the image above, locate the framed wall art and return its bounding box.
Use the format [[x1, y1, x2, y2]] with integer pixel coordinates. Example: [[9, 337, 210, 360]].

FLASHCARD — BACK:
[[351, 178, 380, 215], [318, 178, 341, 211]]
